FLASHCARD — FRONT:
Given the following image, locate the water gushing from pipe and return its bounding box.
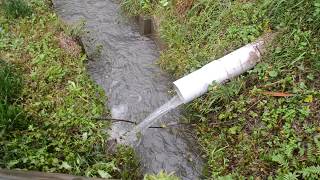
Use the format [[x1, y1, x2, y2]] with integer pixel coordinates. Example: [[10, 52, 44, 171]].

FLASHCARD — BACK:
[[122, 95, 183, 145]]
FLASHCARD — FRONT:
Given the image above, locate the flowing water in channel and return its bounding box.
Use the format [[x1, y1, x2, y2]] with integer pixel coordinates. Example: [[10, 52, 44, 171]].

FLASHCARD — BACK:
[[53, 0, 203, 179]]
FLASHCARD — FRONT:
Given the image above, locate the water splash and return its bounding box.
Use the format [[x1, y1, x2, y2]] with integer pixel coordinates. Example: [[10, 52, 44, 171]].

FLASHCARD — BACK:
[[121, 95, 183, 145]]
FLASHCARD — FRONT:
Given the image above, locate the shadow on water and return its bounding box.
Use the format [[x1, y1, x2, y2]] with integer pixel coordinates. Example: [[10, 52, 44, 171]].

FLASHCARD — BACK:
[[53, 0, 203, 179]]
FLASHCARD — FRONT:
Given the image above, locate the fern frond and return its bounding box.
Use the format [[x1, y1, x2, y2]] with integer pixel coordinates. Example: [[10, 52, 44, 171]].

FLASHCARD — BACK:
[[283, 172, 298, 180], [298, 166, 320, 178]]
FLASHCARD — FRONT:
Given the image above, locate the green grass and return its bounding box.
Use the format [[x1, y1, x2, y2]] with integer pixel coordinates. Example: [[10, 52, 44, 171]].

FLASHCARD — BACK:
[[0, 60, 28, 132], [1, 0, 33, 19], [0, 60, 23, 103], [121, 0, 320, 179], [144, 170, 180, 180], [0, 0, 140, 179]]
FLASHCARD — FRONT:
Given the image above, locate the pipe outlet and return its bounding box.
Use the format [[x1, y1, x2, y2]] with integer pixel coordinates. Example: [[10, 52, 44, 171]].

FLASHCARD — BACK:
[[173, 40, 265, 104]]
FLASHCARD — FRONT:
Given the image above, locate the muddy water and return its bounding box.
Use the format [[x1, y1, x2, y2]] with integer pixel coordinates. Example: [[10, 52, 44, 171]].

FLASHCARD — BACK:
[[53, 0, 203, 179]]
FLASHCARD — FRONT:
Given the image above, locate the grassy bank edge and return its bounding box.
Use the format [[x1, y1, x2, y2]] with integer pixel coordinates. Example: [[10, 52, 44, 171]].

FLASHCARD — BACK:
[[0, 0, 141, 179]]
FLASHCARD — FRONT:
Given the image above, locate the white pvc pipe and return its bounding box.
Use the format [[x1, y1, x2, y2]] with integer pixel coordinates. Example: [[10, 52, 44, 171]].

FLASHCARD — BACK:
[[173, 40, 265, 104]]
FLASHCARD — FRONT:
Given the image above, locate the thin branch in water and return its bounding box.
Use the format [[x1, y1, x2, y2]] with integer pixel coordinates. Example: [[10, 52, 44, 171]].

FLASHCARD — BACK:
[[93, 117, 194, 129], [92, 117, 137, 124]]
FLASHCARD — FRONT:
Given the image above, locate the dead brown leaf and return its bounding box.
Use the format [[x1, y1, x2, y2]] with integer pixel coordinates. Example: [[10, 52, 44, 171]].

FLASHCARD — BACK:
[[260, 91, 294, 97], [175, 0, 194, 18]]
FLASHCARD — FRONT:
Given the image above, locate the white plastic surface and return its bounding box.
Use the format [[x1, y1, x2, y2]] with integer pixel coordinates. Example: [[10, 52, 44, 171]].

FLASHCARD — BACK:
[[173, 41, 264, 103]]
